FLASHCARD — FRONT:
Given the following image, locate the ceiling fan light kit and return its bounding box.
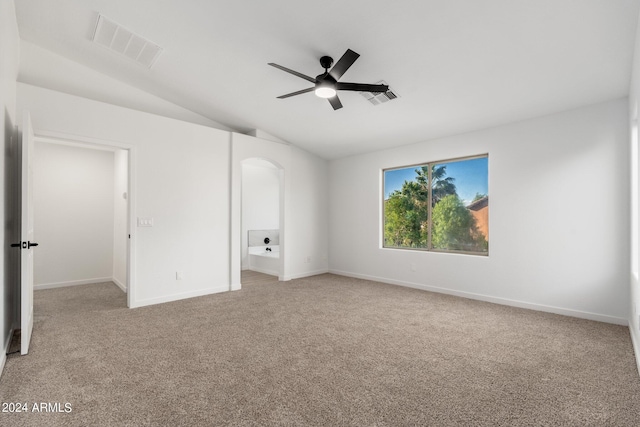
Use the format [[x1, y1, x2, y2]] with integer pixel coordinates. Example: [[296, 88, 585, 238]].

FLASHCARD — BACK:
[[314, 83, 337, 99], [269, 49, 389, 110]]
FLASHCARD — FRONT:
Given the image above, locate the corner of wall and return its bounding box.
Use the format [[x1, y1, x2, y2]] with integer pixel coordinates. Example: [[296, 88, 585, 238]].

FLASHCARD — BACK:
[[0, 327, 14, 380], [632, 322, 640, 376], [628, 2, 640, 377]]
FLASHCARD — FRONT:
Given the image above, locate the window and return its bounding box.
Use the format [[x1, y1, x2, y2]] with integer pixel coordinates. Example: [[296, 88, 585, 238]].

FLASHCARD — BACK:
[[383, 155, 489, 255]]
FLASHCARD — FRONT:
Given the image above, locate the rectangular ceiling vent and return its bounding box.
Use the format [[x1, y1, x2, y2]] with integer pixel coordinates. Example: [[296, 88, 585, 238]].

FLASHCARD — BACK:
[[359, 81, 399, 106], [92, 14, 163, 68]]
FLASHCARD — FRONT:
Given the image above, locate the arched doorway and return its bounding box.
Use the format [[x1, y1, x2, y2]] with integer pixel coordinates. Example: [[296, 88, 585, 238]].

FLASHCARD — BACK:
[[240, 157, 284, 285]]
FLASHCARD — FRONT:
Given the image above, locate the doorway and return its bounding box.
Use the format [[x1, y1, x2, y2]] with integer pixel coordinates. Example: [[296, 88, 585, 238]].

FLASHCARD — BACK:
[[241, 158, 283, 283], [32, 135, 132, 304]]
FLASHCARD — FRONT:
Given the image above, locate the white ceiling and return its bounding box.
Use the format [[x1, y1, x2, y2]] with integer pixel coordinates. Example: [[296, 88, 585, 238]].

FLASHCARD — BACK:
[[14, 0, 640, 159]]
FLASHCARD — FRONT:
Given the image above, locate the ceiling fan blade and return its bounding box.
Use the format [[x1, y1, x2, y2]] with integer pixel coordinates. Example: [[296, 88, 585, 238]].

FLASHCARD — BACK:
[[328, 95, 343, 110], [328, 49, 360, 81], [268, 63, 317, 84], [277, 87, 315, 99], [337, 82, 389, 93]]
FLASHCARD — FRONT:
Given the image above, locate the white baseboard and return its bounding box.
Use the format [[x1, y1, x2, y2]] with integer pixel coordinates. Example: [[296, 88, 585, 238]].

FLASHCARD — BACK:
[[282, 268, 329, 281], [630, 323, 640, 377], [0, 328, 14, 381], [35, 277, 113, 290], [329, 269, 628, 326], [248, 266, 279, 277], [130, 285, 230, 308], [112, 277, 127, 293]]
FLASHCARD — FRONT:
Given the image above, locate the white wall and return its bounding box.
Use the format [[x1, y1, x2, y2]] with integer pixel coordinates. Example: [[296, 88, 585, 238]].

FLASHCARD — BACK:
[[33, 142, 115, 288], [18, 41, 234, 132], [241, 160, 279, 269], [18, 81, 330, 307], [329, 98, 630, 324], [18, 83, 231, 308], [0, 0, 20, 373], [230, 133, 329, 288], [287, 146, 329, 278], [628, 4, 640, 373], [113, 149, 128, 290]]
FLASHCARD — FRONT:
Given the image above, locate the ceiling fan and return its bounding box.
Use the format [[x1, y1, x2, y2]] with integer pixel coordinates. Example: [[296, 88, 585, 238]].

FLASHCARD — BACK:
[[268, 49, 389, 110]]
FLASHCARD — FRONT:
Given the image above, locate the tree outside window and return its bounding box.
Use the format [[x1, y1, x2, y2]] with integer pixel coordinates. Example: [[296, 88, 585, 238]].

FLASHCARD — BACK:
[[383, 156, 488, 255]]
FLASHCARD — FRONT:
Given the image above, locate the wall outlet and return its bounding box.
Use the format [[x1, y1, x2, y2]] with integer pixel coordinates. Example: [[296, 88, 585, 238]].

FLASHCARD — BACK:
[[410, 263, 416, 272], [305, 256, 311, 263], [176, 271, 183, 280]]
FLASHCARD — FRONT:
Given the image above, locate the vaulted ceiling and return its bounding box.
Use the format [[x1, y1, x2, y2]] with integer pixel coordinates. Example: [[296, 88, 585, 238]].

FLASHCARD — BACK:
[[14, 0, 640, 159]]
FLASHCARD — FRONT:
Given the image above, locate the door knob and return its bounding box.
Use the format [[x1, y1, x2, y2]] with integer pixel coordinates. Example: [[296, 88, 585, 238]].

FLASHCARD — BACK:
[[10, 241, 40, 249]]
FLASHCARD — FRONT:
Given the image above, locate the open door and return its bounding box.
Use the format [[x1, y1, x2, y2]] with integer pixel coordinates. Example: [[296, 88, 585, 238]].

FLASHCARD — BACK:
[[20, 112, 37, 355]]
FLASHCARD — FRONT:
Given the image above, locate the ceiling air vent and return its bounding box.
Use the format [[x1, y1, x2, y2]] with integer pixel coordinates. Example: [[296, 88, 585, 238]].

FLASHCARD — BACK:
[[359, 81, 399, 106], [92, 14, 163, 68]]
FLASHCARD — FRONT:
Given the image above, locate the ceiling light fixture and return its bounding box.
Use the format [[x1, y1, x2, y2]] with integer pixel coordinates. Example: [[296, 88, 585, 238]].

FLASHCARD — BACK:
[[269, 49, 389, 110], [315, 83, 337, 98]]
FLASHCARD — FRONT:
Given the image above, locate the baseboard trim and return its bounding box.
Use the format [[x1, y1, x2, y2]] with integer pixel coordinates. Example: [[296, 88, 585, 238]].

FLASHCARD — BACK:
[[0, 328, 14, 381], [282, 269, 329, 281], [35, 277, 113, 290], [0, 351, 5, 381], [329, 269, 628, 326], [112, 277, 127, 293], [248, 266, 279, 277], [130, 285, 230, 308], [630, 323, 640, 377]]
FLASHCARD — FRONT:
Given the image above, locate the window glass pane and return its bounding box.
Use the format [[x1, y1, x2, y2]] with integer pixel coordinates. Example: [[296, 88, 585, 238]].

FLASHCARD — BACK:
[[383, 166, 429, 249], [383, 156, 488, 254], [431, 157, 488, 253]]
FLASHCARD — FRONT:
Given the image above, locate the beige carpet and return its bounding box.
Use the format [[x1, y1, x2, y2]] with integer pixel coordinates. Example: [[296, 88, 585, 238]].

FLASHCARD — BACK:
[[0, 272, 639, 426]]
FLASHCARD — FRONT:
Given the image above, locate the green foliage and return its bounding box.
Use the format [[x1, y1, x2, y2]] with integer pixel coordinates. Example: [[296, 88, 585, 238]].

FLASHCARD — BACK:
[[384, 184, 427, 248], [431, 194, 487, 252], [384, 165, 487, 253], [415, 165, 457, 206]]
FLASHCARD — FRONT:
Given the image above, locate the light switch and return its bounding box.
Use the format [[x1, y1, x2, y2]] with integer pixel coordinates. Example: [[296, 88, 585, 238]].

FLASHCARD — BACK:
[[137, 217, 154, 227]]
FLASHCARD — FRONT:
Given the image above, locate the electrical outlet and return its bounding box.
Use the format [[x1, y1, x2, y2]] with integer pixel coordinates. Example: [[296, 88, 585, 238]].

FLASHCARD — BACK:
[[305, 256, 311, 263], [176, 271, 183, 280], [410, 263, 416, 272]]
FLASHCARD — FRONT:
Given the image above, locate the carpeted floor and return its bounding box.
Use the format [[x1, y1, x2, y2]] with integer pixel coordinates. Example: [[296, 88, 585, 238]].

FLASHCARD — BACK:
[[0, 272, 639, 426]]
